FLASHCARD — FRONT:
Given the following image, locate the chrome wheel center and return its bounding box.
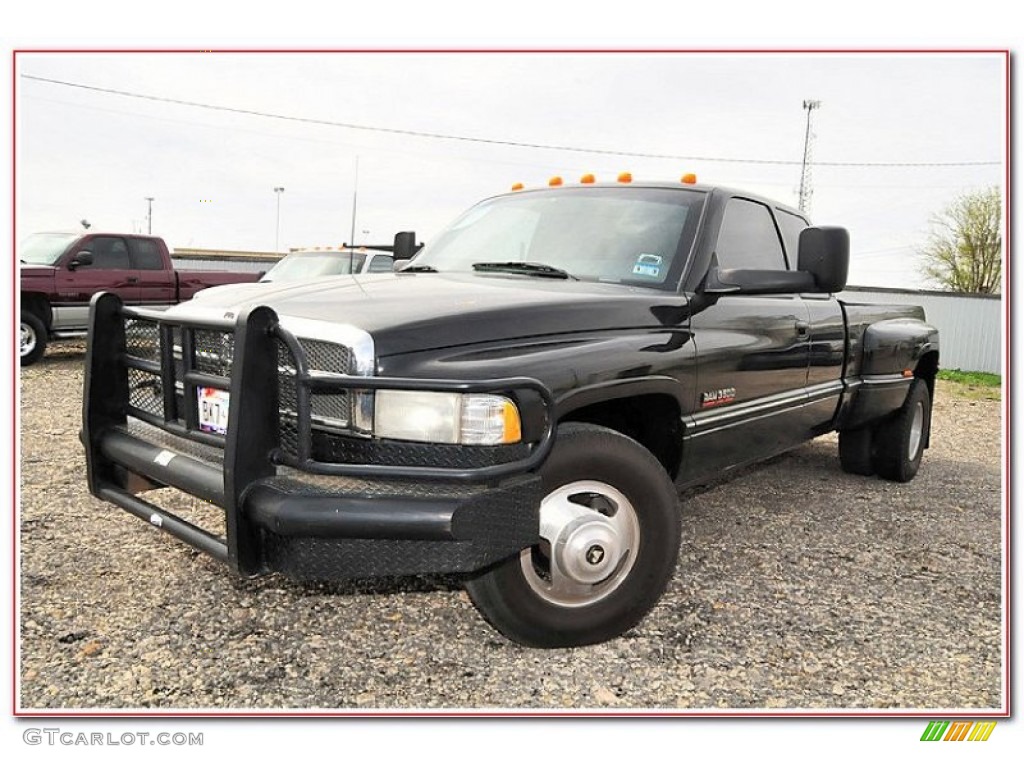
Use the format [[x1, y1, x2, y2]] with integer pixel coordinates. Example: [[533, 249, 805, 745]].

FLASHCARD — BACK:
[[20, 323, 36, 356], [521, 480, 640, 608], [908, 401, 924, 460], [554, 515, 622, 584]]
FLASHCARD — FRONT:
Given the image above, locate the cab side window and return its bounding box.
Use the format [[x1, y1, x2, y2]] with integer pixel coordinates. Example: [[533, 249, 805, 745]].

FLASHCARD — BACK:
[[83, 237, 130, 270], [775, 209, 809, 267], [715, 198, 787, 271], [130, 238, 164, 270]]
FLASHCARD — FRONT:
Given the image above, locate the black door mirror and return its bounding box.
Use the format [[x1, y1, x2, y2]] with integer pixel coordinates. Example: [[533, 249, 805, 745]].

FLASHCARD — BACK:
[[705, 266, 816, 295], [393, 231, 418, 262], [68, 250, 93, 270], [797, 226, 849, 293]]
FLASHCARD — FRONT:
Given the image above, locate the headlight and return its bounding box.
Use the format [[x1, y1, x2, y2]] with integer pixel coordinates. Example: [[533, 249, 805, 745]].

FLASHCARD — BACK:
[[374, 391, 522, 445]]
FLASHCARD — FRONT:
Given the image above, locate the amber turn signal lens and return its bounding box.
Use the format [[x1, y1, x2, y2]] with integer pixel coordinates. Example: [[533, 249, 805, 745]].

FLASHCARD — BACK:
[[502, 400, 522, 443]]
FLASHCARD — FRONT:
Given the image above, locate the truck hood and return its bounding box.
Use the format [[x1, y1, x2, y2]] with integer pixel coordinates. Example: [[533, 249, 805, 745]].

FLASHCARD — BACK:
[[165, 273, 687, 357], [20, 265, 57, 292], [20, 265, 57, 279]]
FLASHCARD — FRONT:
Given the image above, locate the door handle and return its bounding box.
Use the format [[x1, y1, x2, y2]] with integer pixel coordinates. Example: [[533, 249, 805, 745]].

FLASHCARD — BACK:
[[126, 276, 139, 284], [795, 321, 809, 337]]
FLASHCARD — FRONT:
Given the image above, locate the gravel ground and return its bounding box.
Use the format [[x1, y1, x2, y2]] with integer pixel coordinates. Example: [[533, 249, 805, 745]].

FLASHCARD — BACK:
[[18, 342, 1003, 711]]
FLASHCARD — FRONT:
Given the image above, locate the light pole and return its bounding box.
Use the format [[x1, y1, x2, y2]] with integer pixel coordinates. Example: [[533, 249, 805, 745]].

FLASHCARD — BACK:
[[144, 197, 154, 234], [349, 156, 359, 253], [274, 187, 285, 253]]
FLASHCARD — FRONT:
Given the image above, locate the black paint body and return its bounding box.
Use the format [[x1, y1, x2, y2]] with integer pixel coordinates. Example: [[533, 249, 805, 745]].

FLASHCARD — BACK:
[[82, 183, 939, 579]]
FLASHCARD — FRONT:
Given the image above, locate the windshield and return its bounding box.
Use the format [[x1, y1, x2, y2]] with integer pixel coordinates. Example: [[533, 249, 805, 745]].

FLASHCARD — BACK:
[[411, 187, 705, 288], [260, 251, 365, 282], [19, 233, 79, 265]]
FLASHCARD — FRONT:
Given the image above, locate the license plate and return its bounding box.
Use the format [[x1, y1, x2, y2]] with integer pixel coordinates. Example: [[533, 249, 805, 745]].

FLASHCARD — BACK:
[[198, 387, 230, 434]]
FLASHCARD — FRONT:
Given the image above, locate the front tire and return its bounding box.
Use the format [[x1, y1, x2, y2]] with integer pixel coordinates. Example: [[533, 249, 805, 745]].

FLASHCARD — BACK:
[[465, 423, 681, 648], [872, 378, 931, 482], [20, 312, 47, 367]]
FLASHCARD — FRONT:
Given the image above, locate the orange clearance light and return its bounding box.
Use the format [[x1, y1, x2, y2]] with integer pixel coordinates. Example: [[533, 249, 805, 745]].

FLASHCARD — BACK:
[[681, 173, 698, 184], [617, 172, 633, 183], [511, 182, 524, 191], [903, 369, 914, 378], [580, 173, 596, 184], [548, 176, 563, 187]]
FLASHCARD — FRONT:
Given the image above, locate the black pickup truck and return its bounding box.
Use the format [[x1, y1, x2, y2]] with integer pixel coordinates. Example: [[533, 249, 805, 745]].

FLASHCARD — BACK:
[[81, 181, 939, 647]]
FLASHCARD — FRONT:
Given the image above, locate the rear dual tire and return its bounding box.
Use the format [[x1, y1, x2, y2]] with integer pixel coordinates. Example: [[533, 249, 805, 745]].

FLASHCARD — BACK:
[[873, 378, 931, 482], [838, 378, 931, 483]]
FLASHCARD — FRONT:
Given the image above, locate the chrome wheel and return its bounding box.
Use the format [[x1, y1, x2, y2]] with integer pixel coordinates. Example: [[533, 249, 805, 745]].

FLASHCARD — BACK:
[[908, 401, 924, 460], [520, 480, 640, 608], [465, 423, 681, 647], [20, 321, 37, 358]]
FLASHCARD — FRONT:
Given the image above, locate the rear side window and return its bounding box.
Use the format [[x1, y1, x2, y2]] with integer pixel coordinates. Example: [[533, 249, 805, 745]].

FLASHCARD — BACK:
[[130, 238, 164, 270], [84, 237, 130, 270], [715, 198, 786, 271], [775, 209, 809, 267]]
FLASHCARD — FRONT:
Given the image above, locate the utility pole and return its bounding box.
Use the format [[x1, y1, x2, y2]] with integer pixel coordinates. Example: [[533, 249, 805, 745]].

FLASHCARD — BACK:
[[274, 186, 285, 252], [349, 155, 360, 254], [798, 100, 821, 214], [144, 197, 154, 234]]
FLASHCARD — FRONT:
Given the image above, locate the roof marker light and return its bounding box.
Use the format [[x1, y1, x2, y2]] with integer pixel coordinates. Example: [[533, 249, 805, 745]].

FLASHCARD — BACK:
[[549, 176, 563, 187], [511, 182, 524, 191], [617, 172, 632, 183], [580, 173, 596, 184], [681, 173, 698, 184]]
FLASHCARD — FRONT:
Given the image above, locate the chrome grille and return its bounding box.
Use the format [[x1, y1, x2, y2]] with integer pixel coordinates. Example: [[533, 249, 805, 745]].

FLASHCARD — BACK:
[[125, 318, 161, 361], [277, 336, 358, 452], [303, 339, 355, 374], [127, 366, 163, 418], [124, 313, 359, 452], [277, 339, 300, 456], [193, 329, 234, 377]]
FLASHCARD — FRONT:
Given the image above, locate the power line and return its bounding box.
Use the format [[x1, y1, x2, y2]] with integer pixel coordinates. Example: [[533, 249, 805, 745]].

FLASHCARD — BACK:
[[21, 73, 1002, 169]]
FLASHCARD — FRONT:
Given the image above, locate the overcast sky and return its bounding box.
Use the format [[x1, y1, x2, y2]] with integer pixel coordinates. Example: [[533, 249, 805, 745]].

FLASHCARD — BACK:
[[15, 51, 1005, 289]]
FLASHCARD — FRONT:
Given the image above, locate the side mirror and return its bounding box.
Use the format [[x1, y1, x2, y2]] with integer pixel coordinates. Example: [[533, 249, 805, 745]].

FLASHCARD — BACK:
[[705, 266, 816, 295], [68, 250, 93, 270], [798, 226, 849, 293], [393, 231, 418, 262]]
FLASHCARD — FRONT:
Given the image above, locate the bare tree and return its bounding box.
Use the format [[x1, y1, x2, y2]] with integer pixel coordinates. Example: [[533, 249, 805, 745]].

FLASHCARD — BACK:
[[920, 187, 1002, 294]]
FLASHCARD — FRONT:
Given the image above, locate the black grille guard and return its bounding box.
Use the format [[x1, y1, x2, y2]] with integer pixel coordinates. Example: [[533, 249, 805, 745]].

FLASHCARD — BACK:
[[82, 292, 556, 575]]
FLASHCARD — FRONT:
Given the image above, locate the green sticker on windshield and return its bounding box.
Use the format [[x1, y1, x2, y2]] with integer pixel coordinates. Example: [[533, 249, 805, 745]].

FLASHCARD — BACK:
[[632, 253, 662, 278]]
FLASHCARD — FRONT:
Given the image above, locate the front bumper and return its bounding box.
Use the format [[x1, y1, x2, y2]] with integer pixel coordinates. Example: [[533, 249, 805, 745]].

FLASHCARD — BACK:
[[82, 293, 553, 579]]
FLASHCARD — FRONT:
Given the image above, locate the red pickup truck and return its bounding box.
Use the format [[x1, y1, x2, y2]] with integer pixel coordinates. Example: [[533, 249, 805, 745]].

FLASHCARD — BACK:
[[19, 232, 262, 365]]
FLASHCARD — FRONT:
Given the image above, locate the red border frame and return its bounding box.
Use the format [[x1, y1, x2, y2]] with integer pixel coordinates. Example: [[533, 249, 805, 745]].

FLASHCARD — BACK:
[[10, 47, 1012, 719]]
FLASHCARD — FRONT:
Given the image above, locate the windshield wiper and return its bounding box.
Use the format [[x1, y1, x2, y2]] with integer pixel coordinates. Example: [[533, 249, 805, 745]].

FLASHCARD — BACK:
[[399, 264, 439, 273], [472, 261, 577, 280]]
